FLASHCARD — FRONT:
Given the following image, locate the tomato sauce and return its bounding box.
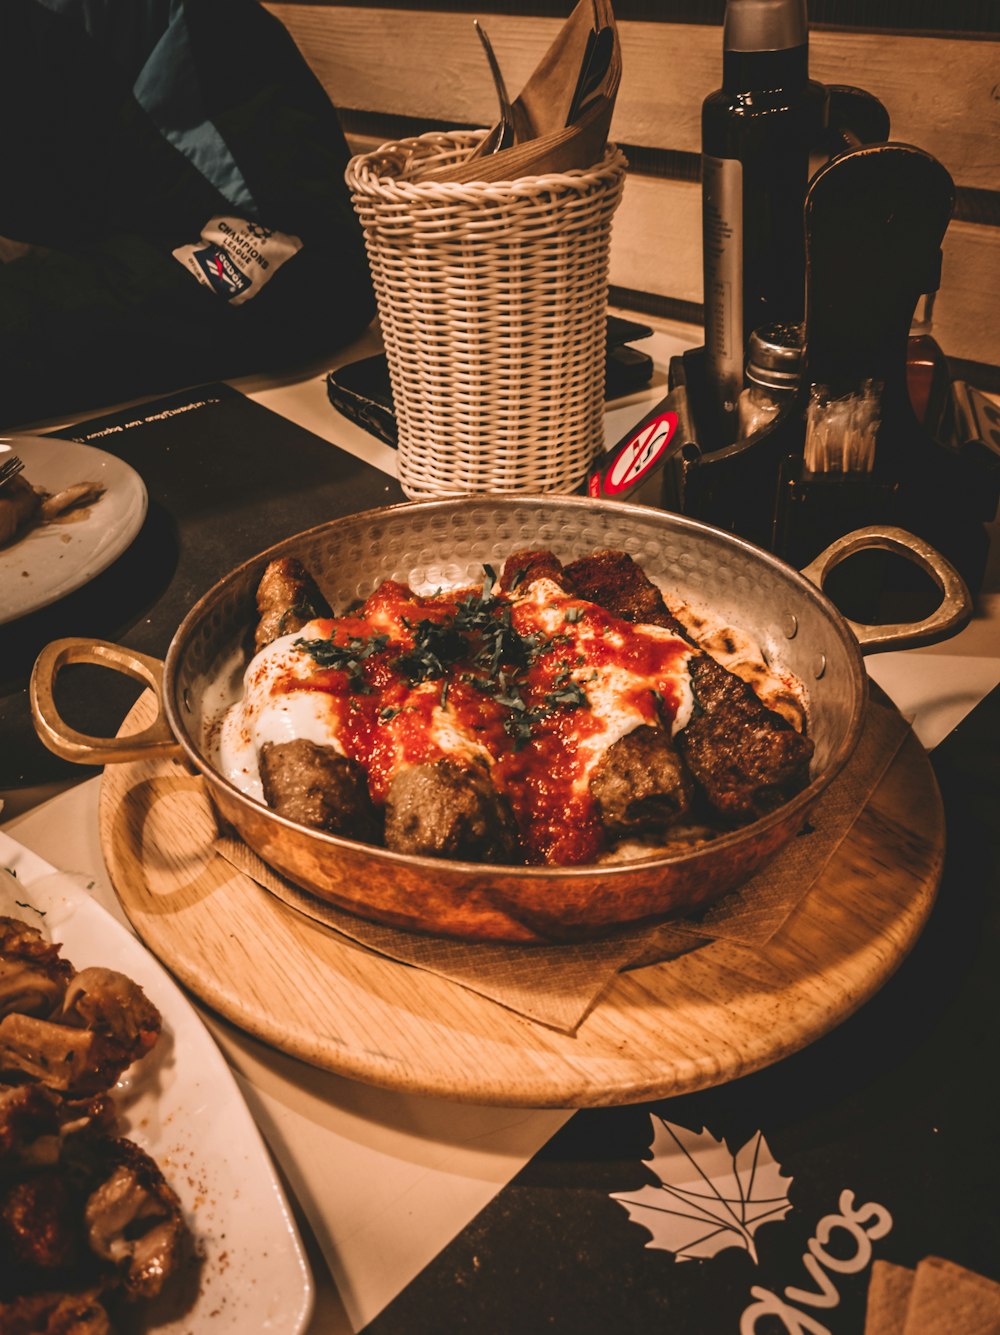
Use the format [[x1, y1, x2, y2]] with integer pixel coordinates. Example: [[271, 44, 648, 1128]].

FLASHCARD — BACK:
[[272, 575, 691, 865]]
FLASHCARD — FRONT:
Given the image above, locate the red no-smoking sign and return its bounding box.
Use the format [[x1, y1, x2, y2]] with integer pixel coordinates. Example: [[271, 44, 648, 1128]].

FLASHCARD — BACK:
[[589, 411, 679, 497]]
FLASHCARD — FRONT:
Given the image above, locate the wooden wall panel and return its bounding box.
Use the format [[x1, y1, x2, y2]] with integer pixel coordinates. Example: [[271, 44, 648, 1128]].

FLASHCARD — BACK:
[[268, 2, 1000, 368], [267, 4, 1000, 192], [604, 178, 1000, 367]]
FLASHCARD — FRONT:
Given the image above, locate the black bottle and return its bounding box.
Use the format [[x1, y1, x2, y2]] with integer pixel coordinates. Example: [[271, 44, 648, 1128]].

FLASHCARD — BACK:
[[701, 0, 827, 446]]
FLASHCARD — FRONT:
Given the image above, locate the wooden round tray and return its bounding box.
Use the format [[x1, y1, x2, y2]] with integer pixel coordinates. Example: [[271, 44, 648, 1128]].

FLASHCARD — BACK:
[[99, 694, 944, 1108]]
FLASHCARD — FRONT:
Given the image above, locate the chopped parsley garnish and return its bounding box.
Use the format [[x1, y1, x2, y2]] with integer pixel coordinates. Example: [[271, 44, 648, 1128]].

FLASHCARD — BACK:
[[279, 594, 328, 635], [494, 690, 527, 711], [501, 676, 591, 749], [296, 565, 593, 741], [547, 679, 589, 709], [294, 632, 389, 693], [395, 617, 468, 682]]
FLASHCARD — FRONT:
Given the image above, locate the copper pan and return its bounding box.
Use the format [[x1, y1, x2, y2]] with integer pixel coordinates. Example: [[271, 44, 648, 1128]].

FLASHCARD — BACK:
[[30, 496, 970, 943]]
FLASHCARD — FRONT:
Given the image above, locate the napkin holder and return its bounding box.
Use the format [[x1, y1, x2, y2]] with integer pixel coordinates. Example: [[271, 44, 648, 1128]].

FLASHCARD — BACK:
[[661, 141, 999, 605], [326, 317, 654, 449]]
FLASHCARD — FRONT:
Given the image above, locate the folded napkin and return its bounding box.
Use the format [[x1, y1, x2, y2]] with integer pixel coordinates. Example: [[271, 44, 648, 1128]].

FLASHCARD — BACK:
[[419, 0, 621, 182], [215, 698, 910, 1034]]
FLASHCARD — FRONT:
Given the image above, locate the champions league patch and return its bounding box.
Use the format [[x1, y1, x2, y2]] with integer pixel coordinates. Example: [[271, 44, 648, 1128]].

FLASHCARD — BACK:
[[172, 217, 303, 305]]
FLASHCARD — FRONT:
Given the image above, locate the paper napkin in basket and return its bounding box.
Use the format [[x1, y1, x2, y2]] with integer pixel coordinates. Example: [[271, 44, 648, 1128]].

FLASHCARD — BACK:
[[215, 699, 911, 1035], [421, 0, 622, 182]]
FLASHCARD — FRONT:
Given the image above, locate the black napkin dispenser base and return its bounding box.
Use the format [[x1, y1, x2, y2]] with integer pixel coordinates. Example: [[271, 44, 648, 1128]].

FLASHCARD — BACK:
[[666, 347, 997, 605]]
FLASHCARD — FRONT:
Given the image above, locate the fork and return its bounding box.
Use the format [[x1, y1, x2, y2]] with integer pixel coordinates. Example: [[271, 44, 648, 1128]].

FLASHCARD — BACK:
[[0, 443, 24, 491], [474, 20, 516, 154]]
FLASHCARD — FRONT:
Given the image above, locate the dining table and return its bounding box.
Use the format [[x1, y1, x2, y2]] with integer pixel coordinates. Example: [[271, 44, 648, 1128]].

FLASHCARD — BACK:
[[2, 312, 999, 1335]]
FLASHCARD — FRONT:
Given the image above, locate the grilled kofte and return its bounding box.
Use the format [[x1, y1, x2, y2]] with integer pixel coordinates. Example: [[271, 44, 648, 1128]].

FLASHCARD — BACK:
[[216, 548, 813, 865], [253, 556, 381, 839], [254, 554, 332, 654], [563, 550, 814, 823]]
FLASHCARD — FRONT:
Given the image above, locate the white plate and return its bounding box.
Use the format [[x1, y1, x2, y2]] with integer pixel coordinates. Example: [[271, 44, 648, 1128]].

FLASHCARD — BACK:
[[0, 435, 147, 624], [0, 832, 314, 1335]]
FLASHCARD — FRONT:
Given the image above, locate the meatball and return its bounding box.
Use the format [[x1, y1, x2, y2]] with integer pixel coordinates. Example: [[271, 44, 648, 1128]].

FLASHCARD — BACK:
[[498, 549, 568, 593], [384, 758, 518, 861], [254, 556, 332, 652], [589, 725, 694, 839], [259, 739, 379, 840]]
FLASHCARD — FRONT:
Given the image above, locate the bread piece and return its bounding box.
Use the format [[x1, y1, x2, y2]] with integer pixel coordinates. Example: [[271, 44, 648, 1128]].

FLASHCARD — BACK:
[[865, 1259, 915, 1335], [902, 1256, 1000, 1335]]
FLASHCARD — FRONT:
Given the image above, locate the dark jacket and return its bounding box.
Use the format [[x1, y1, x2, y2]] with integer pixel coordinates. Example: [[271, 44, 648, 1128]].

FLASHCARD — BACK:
[[0, 0, 374, 426]]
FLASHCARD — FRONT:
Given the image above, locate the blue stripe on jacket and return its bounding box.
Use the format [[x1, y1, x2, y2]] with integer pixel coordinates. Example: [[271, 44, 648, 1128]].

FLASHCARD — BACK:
[[32, 0, 257, 214]]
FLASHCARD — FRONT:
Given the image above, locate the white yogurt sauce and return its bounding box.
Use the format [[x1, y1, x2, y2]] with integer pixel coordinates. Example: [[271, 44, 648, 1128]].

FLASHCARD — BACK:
[[216, 624, 344, 802]]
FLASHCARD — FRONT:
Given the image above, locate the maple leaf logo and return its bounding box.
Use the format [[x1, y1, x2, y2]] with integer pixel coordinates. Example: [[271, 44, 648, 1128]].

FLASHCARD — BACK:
[[610, 1117, 793, 1264]]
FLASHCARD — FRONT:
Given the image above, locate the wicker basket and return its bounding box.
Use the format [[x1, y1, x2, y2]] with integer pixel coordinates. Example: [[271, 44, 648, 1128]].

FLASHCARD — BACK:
[[346, 132, 627, 499]]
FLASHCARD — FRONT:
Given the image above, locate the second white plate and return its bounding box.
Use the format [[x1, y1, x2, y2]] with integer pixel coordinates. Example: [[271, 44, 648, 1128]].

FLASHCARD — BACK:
[[0, 832, 314, 1335]]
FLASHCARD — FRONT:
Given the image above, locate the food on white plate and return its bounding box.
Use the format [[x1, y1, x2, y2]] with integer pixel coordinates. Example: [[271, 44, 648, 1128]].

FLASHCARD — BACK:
[[0, 893, 189, 1330], [0, 474, 105, 547], [214, 546, 813, 867], [0, 476, 39, 547]]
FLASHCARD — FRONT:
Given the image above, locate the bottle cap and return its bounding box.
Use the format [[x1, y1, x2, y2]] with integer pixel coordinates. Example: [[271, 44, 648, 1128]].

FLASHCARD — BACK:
[[745, 322, 804, 391], [724, 0, 808, 53]]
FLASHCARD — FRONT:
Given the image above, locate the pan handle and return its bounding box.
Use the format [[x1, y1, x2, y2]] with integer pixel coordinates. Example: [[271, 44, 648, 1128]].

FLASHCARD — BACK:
[[800, 525, 973, 651], [30, 638, 181, 765]]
